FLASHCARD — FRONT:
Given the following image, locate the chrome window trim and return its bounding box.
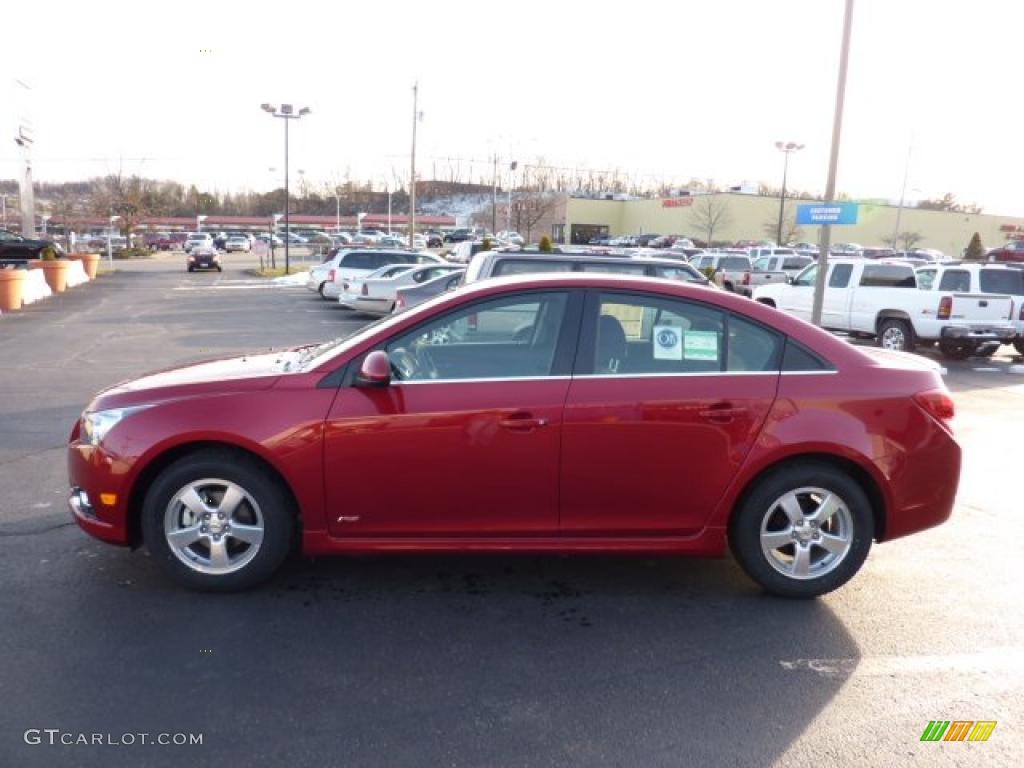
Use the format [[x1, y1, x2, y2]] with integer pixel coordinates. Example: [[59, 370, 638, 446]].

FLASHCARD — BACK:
[[389, 371, 838, 385], [394, 375, 573, 385]]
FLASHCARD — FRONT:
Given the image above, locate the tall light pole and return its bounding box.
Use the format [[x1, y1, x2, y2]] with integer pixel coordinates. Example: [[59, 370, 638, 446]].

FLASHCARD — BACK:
[[40, 215, 51, 235], [1, 194, 7, 228], [196, 214, 208, 232], [333, 188, 342, 231], [774, 141, 804, 246], [261, 102, 312, 274], [507, 160, 517, 238], [891, 138, 913, 249], [107, 215, 120, 266], [811, 0, 855, 328], [408, 82, 420, 248]]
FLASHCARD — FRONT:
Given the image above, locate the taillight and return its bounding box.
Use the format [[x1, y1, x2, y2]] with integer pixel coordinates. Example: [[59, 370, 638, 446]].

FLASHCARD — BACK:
[[914, 388, 955, 429], [328, 269, 336, 282], [742, 271, 750, 285], [937, 296, 952, 320]]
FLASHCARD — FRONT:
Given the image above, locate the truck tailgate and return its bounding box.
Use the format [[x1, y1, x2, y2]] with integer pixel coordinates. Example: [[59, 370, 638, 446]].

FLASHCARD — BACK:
[[949, 293, 1013, 324]]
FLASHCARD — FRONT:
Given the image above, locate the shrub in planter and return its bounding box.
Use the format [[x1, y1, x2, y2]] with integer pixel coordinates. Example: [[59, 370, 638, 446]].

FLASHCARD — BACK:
[[113, 247, 152, 260], [539, 236, 554, 253]]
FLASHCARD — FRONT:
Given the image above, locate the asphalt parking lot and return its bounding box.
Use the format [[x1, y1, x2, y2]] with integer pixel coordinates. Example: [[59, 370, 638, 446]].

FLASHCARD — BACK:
[[1, 253, 1022, 768]]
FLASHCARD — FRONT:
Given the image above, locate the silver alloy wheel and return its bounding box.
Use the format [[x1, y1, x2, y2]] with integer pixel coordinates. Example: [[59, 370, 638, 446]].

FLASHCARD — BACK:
[[759, 486, 854, 580], [163, 478, 265, 575], [881, 325, 907, 350]]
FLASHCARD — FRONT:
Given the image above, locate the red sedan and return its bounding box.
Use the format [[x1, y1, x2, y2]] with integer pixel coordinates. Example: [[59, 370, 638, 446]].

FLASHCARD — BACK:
[[67, 274, 960, 597]]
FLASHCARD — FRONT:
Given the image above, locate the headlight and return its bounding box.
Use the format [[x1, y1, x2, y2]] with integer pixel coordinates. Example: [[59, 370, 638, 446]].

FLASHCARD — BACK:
[[80, 406, 152, 446]]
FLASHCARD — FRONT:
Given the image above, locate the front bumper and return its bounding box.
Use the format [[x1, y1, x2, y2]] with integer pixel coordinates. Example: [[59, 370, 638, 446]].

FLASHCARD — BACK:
[[67, 441, 132, 546]]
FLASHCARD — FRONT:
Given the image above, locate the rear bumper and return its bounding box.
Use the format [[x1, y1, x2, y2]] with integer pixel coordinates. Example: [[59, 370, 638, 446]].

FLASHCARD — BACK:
[[940, 325, 1016, 342]]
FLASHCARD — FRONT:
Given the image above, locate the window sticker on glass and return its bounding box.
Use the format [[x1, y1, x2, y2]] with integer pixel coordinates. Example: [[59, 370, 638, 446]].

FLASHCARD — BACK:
[[683, 331, 719, 361], [653, 325, 683, 360]]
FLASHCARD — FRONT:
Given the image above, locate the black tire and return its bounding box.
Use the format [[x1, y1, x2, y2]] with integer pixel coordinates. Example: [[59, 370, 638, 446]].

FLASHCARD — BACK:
[[141, 449, 295, 591], [217, 266, 223, 272], [938, 340, 974, 360], [187, 266, 194, 273], [729, 461, 874, 599], [877, 318, 915, 352], [317, 281, 327, 298], [1014, 339, 1024, 357]]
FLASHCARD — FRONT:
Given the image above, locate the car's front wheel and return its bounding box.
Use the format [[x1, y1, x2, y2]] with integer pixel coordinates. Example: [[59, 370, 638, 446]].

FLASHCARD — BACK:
[[141, 450, 295, 591], [729, 462, 874, 598]]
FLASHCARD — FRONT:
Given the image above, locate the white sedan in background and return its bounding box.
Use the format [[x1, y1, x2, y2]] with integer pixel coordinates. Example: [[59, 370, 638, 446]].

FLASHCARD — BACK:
[[338, 263, 465, 315], [225, 235, 252, 252]]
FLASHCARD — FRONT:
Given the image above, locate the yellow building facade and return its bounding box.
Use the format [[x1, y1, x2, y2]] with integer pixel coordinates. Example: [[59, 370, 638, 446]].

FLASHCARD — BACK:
[[564, 193, 1024, 256]]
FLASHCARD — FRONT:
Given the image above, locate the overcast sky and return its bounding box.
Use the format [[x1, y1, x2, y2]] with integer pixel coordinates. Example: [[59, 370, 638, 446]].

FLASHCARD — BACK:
[[3, 0, 1021, 214]]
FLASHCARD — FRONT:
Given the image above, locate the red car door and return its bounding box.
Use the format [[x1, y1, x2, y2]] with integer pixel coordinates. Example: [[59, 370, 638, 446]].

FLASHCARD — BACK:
[[323, 290, 581, 538], [560, 290, 781, 536]]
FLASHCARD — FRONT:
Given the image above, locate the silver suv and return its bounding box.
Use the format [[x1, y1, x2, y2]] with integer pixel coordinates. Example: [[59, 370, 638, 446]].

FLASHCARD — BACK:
[[463, 250, 710, 286]]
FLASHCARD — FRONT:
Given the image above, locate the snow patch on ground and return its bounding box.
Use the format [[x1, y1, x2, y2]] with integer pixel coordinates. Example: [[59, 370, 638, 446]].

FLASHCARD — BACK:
[[272, 270, 310, 286], [22, 270, 53, 305], [419, 194, 491, 226], [66, 260, 90, 288]]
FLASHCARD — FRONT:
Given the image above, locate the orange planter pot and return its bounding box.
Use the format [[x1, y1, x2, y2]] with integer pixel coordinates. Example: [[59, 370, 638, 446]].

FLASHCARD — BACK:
[[0, 269, 27, 312], [39, 260, 71, 293], [72, 253, 102, 279]]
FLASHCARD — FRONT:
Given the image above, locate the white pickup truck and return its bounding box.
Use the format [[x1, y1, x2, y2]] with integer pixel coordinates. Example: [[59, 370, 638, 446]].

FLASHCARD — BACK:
[[737, 251, 815, 297], [753, 258, 1016, 358]]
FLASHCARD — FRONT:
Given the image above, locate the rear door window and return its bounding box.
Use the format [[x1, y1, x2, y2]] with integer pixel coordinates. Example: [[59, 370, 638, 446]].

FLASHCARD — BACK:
[[859, 264, 916, 287], [492, 259, 574, 277], [829, 263, 853, 288], [938, 270, 971, 292], [979, 269, 1024, 295]]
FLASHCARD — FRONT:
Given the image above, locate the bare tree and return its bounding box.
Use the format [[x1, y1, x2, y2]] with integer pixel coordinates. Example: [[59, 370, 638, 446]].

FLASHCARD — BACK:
[[761, 201, 803, 245], [514, 191, 559, 241], [883, 231, 924, 250], [689, 195, 732, 247]]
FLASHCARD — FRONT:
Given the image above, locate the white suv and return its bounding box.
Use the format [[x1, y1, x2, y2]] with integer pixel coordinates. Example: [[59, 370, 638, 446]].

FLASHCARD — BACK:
[[184, 233, 213, 253]]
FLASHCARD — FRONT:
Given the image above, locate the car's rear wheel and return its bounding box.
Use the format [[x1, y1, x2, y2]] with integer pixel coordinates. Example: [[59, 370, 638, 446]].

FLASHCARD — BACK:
[[729, 462, 874, 598], [877, 318, 915, 352], [141, 451, 295, 591], [1014, 339, 1024, 357], [317, 281, 327, 298]]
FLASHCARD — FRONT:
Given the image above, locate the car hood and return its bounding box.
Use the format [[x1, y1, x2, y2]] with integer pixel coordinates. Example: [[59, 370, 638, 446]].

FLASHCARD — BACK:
[[89, 350, 304, 410]]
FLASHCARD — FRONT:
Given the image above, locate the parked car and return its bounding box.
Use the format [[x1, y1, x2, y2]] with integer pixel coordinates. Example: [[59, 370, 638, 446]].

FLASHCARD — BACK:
[[986, 241, 1024, 263], [339, 264, 465, 316], [184, 233, 214, 253], [831, 243, 864, 255], [0, 228, 64, 260], [426, 232, 445, 248], [860, 248, 897, 260], [443, 228, 474, 244], [187, 246, 222, 272], [463, 250, 710, 287], [225, 236, 252, 253], [753, 259, 1016, 357], [739, 253, 815, 297], [255, 234, 284, 247], [689, 252, 754, 293], [394, 269, 466, 313], [282, 232, 308, 245], [68, 272, 961, 597], [144, 232, 175, 250], [495, 231, 526, 247], [915, 262, 1024, 357], [307, 249, 442, 299], [212, 233, 229, 251]]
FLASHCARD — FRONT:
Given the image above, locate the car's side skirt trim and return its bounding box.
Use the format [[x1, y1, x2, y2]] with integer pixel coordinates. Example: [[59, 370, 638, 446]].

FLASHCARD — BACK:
[[303, 528, 728, 556]]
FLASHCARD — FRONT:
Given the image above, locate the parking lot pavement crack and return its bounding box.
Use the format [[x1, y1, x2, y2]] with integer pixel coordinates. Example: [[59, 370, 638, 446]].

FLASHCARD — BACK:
[[0, 520, 75, 537]]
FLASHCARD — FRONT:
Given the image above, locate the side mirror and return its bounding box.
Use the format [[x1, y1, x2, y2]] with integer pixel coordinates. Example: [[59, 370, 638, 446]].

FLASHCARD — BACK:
[[356, 350, 391, 387]]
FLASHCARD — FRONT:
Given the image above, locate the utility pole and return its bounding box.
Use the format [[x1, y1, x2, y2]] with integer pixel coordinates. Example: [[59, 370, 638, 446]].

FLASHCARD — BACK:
[[891, 137, 913, 249], [408, 81, 418, 248], [491, 153, 498, 234], [811, 0, 855, 327], [775, 142, 804, 246], [507, 161, 517, 238]]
